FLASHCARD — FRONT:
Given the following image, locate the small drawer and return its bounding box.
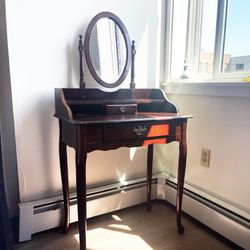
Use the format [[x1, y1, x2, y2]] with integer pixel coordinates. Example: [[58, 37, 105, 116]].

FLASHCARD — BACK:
[[104, 122, 169, 141], [105, 104, 137, 114]]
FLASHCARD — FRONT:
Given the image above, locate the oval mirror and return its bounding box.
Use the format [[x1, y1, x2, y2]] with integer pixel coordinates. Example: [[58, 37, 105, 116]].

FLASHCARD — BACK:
[[84, 12, 131, 88]]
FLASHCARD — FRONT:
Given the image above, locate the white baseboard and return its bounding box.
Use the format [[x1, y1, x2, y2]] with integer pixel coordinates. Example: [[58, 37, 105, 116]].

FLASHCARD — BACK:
[[157, 177, 250, 249], [19, 174, 250, 249]]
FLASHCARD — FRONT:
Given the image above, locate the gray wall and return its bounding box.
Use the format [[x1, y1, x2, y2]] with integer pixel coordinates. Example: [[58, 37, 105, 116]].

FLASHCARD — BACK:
[[0, 0, 19, 217]]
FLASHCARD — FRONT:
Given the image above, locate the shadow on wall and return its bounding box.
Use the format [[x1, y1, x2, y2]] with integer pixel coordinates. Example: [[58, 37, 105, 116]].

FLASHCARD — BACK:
[[85, 147, 147, 189], [153, 142, 179, 178]]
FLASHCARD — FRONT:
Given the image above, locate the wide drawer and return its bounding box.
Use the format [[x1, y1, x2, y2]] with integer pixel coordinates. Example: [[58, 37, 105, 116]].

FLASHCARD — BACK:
[[87, 125, 103, 144], [104, 122, 169, 141]]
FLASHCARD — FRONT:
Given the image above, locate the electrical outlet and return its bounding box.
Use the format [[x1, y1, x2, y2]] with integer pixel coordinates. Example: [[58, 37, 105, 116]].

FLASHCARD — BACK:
[[200, 148, 210, 167]]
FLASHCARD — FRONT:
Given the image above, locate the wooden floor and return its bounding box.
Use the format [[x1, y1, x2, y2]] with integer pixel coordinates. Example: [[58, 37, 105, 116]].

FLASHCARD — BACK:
[[15, 202, 236, 250]]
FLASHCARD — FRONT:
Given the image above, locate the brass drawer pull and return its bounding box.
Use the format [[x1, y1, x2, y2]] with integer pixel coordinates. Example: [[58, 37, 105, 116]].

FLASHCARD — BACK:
[[133, 125, 147, 136], [119, 106, 127, 113]]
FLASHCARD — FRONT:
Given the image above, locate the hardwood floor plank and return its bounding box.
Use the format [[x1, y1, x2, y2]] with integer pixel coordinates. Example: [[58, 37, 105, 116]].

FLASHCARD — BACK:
[[15, 202, 236, 250]]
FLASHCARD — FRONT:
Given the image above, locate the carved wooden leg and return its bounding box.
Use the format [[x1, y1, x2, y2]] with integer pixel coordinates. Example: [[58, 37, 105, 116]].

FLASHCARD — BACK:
[[176, 121, 187, 233], [59, 120, 70, 233], [75, 126, 87, 250], [147, 144, 154, 211]]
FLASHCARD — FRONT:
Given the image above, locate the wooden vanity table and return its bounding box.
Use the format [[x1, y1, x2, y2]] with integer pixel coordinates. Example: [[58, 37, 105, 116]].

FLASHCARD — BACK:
[[54, 12, 192, 250]]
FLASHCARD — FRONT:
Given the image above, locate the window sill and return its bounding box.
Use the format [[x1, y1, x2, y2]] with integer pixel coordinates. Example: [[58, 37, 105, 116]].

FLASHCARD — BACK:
[[163, 81, 250, 98]]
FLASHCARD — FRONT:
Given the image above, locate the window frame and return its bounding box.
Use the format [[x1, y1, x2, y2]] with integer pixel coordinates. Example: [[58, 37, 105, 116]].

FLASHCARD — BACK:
[[164, 0, 250, 85]]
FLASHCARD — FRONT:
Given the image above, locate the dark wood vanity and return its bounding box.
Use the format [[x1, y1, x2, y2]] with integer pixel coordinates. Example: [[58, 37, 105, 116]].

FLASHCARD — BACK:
[[54, 11, 192, 250]]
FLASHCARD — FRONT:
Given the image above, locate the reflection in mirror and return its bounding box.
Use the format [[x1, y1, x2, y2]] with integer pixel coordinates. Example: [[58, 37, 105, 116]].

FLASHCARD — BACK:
[[89, 18, 126, 83]]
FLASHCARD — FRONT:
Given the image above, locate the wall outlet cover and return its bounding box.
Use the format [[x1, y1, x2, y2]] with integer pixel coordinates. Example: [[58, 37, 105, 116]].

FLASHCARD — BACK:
[[200, 148, 210, 167]]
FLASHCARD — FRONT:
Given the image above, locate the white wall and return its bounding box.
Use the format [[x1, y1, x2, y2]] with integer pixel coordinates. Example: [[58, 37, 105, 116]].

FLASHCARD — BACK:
[[154, 93, 250, 211], [3, 0, 166, 206]]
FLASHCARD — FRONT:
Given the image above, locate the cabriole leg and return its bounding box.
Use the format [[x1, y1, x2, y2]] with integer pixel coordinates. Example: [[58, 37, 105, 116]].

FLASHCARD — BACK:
[[147, 144, 154, 211], [59, 120, 70, 233], [75, 126, 87, 250], [176, 121, 187, 233]]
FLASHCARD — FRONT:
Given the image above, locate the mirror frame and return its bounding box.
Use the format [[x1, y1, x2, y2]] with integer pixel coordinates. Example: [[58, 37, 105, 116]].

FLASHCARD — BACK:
[[84, 12, 132, 88]]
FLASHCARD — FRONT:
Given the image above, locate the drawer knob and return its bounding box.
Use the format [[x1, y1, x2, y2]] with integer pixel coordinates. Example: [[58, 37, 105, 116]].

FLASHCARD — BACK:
[[133, 125, 147, 136]]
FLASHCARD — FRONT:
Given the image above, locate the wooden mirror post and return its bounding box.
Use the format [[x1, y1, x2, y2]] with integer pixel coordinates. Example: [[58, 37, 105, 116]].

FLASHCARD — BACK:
[[130, 40, 136, 89], [78, 35, 85, 89]]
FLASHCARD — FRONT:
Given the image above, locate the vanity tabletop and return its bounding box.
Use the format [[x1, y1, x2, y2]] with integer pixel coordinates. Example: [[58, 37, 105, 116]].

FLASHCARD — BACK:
[[57, 112, 192, 125]]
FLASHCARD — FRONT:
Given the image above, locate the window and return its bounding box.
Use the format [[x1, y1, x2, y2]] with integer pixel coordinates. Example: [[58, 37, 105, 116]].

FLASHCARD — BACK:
[[235, 64, 244, 71], [166, 0, 250, 82]]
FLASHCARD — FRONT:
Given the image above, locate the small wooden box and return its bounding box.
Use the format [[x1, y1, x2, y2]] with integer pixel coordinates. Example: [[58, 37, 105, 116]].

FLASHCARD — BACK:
[[105, 104, 137, 114]]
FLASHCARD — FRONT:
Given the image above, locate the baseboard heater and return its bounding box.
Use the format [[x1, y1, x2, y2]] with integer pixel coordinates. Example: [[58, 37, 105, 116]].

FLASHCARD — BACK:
[[19, 176, 158, 242], [19, 174, 250, 249], [157, 177, 250, 249], [166, 180, 249, 229]]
